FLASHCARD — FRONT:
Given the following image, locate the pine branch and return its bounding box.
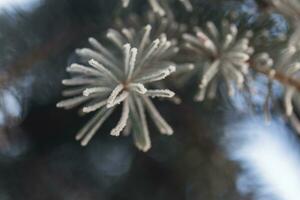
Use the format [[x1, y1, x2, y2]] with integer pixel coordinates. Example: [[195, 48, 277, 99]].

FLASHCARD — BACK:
[[250, 60, 300, 91]]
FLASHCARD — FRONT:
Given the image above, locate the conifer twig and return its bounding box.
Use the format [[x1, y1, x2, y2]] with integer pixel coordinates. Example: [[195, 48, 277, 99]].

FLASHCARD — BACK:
[[249, 61, 300, 91]]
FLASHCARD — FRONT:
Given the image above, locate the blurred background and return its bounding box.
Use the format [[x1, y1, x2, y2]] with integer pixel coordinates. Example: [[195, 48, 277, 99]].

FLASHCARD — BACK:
[[0, 0, 299, 199]]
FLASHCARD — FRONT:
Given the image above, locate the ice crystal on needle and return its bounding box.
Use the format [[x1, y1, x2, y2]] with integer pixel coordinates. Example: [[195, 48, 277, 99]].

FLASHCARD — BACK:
[[57, 25, 177, 152], [183, 21, 253, 101], [121, 0, 192, 16]]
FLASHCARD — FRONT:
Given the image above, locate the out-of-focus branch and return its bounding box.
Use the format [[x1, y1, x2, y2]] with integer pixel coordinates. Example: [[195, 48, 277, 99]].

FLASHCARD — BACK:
[[250, 63, 300, 91], [0, 24, 97, 88]]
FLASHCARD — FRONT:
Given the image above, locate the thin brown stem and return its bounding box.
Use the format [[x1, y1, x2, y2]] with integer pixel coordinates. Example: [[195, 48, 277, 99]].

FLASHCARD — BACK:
[[250, 64, 300, 91]]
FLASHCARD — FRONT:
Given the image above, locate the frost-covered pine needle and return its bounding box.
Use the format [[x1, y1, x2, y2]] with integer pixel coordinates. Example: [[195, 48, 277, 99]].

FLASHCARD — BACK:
[[114, 11, 187, 40], [57, 25, 177, 152], [253, 53, 274, 70], [183, 21, 253, 101], [121, 0, 192, 16], [110, 15, 190, 103], [268, 0, 300, 21], [260, 26, 300, 117]]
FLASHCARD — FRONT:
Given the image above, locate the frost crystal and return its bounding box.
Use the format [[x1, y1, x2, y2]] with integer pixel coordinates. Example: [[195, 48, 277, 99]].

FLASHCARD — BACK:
[[57, 25, 177, 152], [121, 0, 192, 16], [183, 21, 253, 101]]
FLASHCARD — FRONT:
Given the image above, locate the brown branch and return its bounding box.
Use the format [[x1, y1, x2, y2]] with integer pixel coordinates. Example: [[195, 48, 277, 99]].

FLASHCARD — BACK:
[[250, 64, 300, 91]]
